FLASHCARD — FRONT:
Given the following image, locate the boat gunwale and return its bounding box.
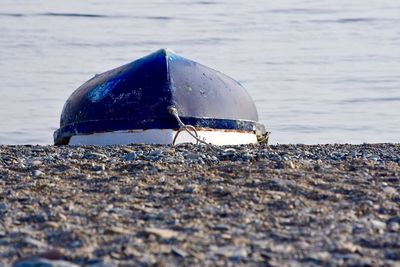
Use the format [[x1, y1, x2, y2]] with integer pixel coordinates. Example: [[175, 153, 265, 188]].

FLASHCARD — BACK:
[[54, 116, 264, 145]]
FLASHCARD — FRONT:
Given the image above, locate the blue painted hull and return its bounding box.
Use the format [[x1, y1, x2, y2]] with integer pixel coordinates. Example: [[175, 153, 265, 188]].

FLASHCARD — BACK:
[[54, 49, 265, 145]]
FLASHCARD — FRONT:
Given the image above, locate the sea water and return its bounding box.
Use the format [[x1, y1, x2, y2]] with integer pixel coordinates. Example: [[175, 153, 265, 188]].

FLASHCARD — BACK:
[[1, 0, 399, 144]]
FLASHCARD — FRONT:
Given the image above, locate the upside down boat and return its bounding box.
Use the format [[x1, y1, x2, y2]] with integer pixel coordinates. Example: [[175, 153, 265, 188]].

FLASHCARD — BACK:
[[54, 49, 267, 145]]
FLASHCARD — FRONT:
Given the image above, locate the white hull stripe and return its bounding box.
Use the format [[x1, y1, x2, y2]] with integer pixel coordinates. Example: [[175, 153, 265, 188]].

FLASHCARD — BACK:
[[69, 129, 257, 146]]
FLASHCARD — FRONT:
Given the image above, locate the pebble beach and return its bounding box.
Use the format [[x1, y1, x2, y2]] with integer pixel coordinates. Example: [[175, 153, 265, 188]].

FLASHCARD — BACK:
[[0, 143, 399, 266]]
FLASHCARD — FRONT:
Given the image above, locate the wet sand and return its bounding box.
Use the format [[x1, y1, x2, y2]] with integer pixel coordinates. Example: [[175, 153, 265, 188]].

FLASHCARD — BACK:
[[0, 144, 399, 266]]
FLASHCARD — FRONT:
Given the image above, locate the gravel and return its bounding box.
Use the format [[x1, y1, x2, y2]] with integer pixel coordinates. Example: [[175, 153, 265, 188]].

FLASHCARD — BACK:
[[0, 143, 399, 266]]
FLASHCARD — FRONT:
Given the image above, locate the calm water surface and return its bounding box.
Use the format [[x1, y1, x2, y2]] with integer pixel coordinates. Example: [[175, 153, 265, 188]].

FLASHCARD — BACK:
[[1, 0, 399, 144]]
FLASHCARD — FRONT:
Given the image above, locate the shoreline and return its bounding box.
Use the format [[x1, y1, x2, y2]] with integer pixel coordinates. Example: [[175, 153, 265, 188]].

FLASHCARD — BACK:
[[1, 143, 399, 266]]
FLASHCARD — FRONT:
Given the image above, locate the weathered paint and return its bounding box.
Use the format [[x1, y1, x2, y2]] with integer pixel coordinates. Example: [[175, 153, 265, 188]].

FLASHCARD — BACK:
[[87, 79, 121, 103]]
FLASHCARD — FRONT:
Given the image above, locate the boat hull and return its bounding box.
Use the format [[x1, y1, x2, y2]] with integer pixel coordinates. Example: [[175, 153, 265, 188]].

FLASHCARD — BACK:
[[54, 49, 266, 145]]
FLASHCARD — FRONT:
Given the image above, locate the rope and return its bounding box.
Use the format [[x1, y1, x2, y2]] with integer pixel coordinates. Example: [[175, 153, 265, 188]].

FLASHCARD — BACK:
[[168, 106, 269, 146], [172, 125, 199, 145], [257, 131, 270, 145], [168, 106, 214, 146]]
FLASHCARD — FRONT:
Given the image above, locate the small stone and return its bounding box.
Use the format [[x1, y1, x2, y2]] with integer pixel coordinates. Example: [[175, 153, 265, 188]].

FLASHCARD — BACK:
[[330, 151, 343, 160], [369, 219, 386, 230], [383, 186, 397, 196], [122, 247, 141, 258], [221, 234, 232, 240], [36, 249, 64, 260], [122, 147, 134, 153], [334, 241, 360, 253], [272, 177, 289, 187], [222, 148, 236, 158], [68, 240, 83, 248], [172, 247, 188, 257], [104, 226, 131, 235], [13, 258, 78, 267], [145, 227, 178, 239], [270, 244, 293, 254], [213, 224, 230, 231], [43, 221, 60, 229], [385, 250, 400, 261], [110, 251, 122, 260], [290, 161, 296, 169], [386, 217, 400, 224], [309, 251, 331, 261], [32, 170, 44, 177], [22, 237, 47, 248], [85, 152, 108, 159], [31, 160, 42, 166], [287, 161, 295, 169], [253, 240, 272, 249], [125, 152, 137, 161], [185, 153, 200, 160], [349, 150, 357, 157], [388, 222, 400, 232], [0, 202, 7, 212], [149, 150, 162, 157], [211, 245, 248, 258], [240, 153, 253, 161]]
